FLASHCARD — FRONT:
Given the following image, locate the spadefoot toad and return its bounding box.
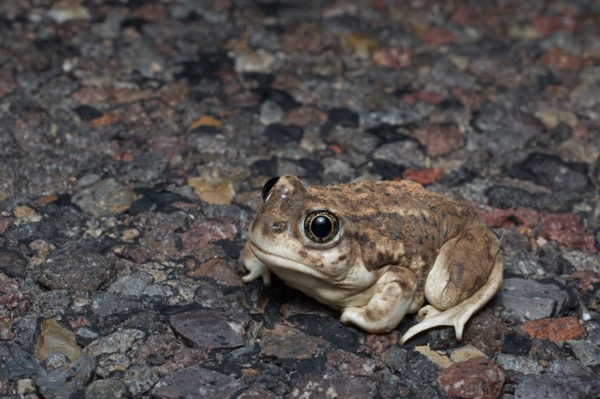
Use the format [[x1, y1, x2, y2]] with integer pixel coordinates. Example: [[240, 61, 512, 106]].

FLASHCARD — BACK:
[[242, 175, 503, 343]]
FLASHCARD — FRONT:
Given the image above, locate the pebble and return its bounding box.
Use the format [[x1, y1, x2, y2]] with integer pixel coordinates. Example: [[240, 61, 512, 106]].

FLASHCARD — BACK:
[[464, 311, 506, 356], [35, 318, 81, 363], [328, 108, 360, 128], [498, 278, 571, 322], [502, 231, 547, 277], [84, 379, 129, 399], [123, 365, 159, 397], [570, 83, 600, 108], [371, 139, 425, 169], [473, 106, 540, 155], [341, 31, 381, 59], [188, 176, 236, 205], [289, 372, 377, 398], [187, 258, 243, 286], [322, 157, 355, 182], [414, 345, 453, 369], [494, 353, 544, 375], [0, 68, 17, 97], [72, 178, 137, 218], [151, 366, 247, 399], [238, 385, 279, 399], [437, 357, 506, 399], [326, 349, 381, 376], [41, 352, 71, 371], [0, 250, 27, 279], [327, 126, 380, 155], [540, 213, 597, 252], [119, 153, 168, 185], [259, 100, 283, 125], [562, 251, 600, 273], [0, 341, 45, 380], [282, 106, 328, 127], [90, 292, 143, 318], [35, 354, 95, 399], [263, 123, 304, 145], [260, 325, 333, 360], [449, 345, 489, 363], [181, 216, 238, 252], [234, 50, 276, 73], [188, 115, 223, 132], [46, 0, 91, 22], [402, 167, 445, 185], [521, 316, 585, 343], [12, 205, 42, 223], [512, 153, 589, 193], [84, 329, 145, 357], [38, 251, 115, 291], [413, 125, 463, 158], [95, 353, 131, 378], [73, 105, 103, 121], [381, 346, 408, 374], [514, 360, 600, 399], [567, 340, 600, 367], [360, 107, 425, 128], [15, 378, 36, 396], [107, 272, 153, 297], [169, 309, 249, 350]]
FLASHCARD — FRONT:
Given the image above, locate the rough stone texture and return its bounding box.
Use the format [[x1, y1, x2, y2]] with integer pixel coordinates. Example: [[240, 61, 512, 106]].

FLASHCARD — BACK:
[[413, 125, 463, 158], [38, 251, 115, 291], [0, 0, 599, 396], [522, 317, 586, 343], [498, 278, 571, 322], [151, 366, 247, 399], [567, 340, 600, 367], [288, 372, 377, 399], [169, 309, 250, 350], [34, 354, 95, 399], [540, 213, 597, 252], [514, 360, 600, 399], [72, 178, 137, 217], [437, 357, 506, 399], [463, 311, 506, 356], [494, 353, 545, 376], [34, 318, 81, 362], [0, 342, 45, 381], [84, 379, 129, 399], [260, 325, 333, 361], [0, 250, 27, 278]]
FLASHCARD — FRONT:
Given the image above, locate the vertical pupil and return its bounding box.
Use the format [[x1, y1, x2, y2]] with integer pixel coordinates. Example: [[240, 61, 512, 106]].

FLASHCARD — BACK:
[[311, 216, 332, 238]]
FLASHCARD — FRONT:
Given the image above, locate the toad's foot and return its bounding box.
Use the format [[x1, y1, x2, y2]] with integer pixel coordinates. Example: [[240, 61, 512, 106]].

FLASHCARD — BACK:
[[399, 255, 503, 344], [399, 302, 472, 344]]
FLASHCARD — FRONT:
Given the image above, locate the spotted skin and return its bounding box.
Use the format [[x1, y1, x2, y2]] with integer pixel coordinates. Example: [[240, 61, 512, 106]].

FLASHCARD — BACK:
[[242, 175, 503, 343]]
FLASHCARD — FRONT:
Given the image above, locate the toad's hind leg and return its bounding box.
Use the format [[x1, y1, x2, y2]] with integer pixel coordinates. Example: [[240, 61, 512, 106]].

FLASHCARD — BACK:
[[399, 224, 503, 344]]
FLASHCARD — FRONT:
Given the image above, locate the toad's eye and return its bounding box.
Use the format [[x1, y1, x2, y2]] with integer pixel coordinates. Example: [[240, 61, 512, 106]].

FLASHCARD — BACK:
[[304, 211, 340, 243], [262, 176, 280, 202]]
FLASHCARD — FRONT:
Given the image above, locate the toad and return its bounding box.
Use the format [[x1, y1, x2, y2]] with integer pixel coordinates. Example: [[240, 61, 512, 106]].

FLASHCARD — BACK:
[[242, 176, 503, 343]]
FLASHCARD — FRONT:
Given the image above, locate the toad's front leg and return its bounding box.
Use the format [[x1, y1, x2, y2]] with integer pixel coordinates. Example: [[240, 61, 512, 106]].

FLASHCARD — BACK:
[[242, 242, 272, 286], [340, 268, 418, 334]]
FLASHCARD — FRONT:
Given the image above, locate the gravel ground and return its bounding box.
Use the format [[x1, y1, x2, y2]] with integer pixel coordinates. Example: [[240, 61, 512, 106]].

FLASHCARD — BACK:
[[1, 0, 599, 398]]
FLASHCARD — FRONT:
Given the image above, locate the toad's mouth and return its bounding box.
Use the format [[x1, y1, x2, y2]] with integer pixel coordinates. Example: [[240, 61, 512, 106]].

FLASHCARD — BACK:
[[246, 239, 337, 282]]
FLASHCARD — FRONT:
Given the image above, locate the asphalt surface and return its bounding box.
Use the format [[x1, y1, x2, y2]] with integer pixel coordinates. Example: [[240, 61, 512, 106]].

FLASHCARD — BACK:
[[0, 1, 599, 398]]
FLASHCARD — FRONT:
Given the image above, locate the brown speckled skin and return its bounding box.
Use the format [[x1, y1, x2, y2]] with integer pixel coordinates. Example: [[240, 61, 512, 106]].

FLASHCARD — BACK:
[[242, 175, 503, 343]]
